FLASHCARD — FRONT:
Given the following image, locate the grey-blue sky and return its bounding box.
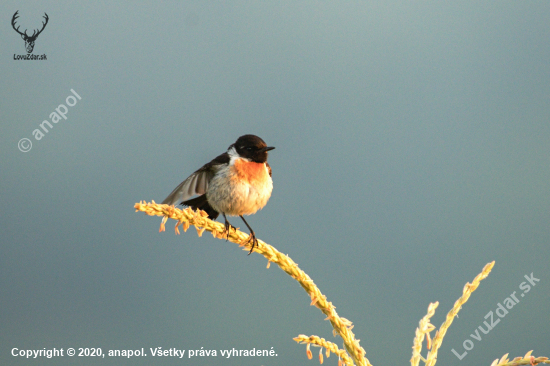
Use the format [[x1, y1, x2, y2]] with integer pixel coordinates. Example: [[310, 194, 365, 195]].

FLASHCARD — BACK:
[[1, 1, 549, 365]]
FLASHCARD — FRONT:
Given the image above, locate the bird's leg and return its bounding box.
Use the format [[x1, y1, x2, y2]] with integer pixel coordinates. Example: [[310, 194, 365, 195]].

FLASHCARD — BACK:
[[222, 213, 234, 241], [239, 215, 258, 255]]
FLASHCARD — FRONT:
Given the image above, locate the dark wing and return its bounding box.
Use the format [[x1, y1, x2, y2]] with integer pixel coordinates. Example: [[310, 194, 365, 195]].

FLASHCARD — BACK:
[[266, 162, 272, 177], [161, 152, 230, 206], [181, 194, 220, 219]]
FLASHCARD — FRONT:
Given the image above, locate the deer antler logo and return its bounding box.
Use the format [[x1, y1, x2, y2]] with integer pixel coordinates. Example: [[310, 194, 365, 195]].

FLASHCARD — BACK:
[[12, 10, 49, 54]]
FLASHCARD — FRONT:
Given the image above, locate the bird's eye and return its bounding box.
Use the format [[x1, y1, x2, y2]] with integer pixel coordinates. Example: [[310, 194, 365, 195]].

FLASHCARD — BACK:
[[246, 147, 253, 151]]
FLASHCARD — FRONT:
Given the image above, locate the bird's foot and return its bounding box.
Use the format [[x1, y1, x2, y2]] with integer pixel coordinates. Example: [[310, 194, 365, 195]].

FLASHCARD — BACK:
[[246, 231, 258, 255], [223, 220, 235, 241]]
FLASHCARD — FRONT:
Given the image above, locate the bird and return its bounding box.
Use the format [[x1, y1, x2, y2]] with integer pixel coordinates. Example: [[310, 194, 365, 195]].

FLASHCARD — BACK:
[[162, 134, 275, 254]]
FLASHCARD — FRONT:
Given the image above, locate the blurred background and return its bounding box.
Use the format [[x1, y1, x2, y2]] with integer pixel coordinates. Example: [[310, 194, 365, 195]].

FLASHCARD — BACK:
[[1, 1, 549, 365]]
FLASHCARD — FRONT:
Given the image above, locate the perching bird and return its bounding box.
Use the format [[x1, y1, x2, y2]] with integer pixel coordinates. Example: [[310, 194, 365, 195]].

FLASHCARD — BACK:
[[162, 134, 274, 254]]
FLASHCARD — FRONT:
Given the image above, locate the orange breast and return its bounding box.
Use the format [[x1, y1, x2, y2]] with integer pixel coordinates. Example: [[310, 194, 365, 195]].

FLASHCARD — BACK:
[[232, 159, 267, 184]]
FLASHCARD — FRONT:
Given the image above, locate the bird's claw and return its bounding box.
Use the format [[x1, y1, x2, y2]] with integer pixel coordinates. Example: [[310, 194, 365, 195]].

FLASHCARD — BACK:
[[223, 221, 234, 241], [246, 232, 258, 255]]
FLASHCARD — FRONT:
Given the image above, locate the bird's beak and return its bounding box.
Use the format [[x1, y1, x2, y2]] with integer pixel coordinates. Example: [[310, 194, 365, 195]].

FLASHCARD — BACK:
[[263, 146, 275, 152]]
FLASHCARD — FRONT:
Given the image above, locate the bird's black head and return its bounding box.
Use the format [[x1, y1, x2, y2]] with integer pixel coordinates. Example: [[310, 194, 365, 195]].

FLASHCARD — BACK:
[[231, 134, 275, 163]]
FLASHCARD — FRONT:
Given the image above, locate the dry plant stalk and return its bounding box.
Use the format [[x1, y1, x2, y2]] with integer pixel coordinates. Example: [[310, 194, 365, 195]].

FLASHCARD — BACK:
[[135, 201, 548, 366], [490, 350, 549, 366], [293, 334, 354, 366], [425, 261, 495, 366], [135, 201, 370, 366], [410, 262, 549, 366], [411, 301, 439, 366], [411, 262, 495, 366]]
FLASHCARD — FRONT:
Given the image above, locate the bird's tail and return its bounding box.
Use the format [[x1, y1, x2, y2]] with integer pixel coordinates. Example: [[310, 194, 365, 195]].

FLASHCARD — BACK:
[[182, 194, 220, 220]]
